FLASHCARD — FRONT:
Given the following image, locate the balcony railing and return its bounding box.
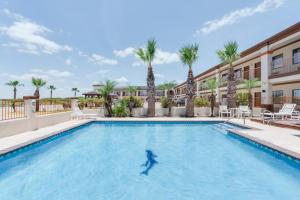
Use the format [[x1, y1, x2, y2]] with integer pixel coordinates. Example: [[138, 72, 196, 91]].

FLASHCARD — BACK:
[[269, 58, 300, 78], [0, 99, 26, 121]]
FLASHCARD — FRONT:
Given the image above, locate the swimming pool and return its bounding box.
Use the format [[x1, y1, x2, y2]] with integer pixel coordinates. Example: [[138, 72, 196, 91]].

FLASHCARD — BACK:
[[0, 121, 300, 199]]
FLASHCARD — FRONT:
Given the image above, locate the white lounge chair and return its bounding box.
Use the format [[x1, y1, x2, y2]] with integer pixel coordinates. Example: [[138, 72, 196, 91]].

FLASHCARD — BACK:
[[219, 105, 231, 118], [71, 107, 98, 119], [237, 106, 251, 118], [261, 103, 296, 121]]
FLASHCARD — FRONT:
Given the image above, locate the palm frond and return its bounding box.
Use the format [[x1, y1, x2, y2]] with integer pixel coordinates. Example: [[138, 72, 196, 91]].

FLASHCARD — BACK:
[[157, 81, 177, 90], [217, 41, 240, 65], [136, 48, 147, 62], [179, 44, 199, 68], [32, 77, 47, 88], [205, 78, 218, 92], [136, 38, 157, 65], [100, 80, 117, 98], [147, 38, 156, 62], [244, 78, 259, 90]]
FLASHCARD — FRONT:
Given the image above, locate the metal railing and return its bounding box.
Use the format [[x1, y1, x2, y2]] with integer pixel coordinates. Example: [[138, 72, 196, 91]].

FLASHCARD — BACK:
[[269, 58, 300, 77], [0, 99, 26, 121]]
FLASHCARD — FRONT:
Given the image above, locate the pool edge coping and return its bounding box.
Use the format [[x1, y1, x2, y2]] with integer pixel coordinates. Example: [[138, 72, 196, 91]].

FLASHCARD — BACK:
[[228, 129, 300, 161], [0, 120, 93, 156]]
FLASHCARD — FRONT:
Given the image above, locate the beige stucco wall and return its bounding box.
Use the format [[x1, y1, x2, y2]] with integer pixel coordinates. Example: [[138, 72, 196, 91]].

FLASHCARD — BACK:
[[271, 40, 300, 59], [271, 83, 300, 97], [0, 112, 72, 139]]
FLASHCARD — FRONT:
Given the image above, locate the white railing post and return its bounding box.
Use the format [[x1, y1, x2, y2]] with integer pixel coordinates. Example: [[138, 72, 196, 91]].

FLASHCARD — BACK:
[[24, 99, 35, 120], [71, 99, 78, 111]]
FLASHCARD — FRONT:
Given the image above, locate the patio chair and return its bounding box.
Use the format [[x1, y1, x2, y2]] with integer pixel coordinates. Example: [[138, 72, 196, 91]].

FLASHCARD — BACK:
[[261, 103, 296, 121], [219, 105, 231, 118], [237, 106, 251, 118], [71, 106, 98, 119]]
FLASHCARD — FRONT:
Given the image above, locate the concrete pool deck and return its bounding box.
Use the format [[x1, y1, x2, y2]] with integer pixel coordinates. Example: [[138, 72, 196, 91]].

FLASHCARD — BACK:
[[1, 117, 300, 160]]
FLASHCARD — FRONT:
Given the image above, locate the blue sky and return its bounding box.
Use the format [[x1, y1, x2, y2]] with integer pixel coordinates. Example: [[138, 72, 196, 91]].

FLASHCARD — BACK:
[[0, 0, 299, 98]]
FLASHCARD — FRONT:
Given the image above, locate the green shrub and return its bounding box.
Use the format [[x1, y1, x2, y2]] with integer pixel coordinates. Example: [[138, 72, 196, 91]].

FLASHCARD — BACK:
[[160, 96, 169, 108], [112, 99, 128, 117], [194, 97, 209, 107], [236, 93, 249, 106], [77, 98, 104, 109], [122, 96, 143, 108]]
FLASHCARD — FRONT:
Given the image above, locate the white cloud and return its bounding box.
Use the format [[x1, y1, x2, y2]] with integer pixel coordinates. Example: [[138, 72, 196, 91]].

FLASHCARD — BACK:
[[89, 54, 118, 65], [65, 58, 72, 66], [77, 50, 88, 57], [115, 76, 129, 84], [196, 0, 285, 34], [113, 47, 135, 58], [96, 69, 109, 74], [116, 47, 179, 66], [154, 73, 165, 79], [153, 49, 180, 65], [31, 69, 73, 77], [0, 72, 49, 81], [0, 9, 72, 54]]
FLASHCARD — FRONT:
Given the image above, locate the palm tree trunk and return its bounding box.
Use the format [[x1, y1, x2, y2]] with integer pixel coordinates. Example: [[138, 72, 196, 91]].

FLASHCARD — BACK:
[[227, 64, 236, 108], [50, 90, 53, 104], [186, 67, 195, 117], [12, 87, 16, 112], [105, 96, 113, 117], [34, 89, 40, 112], [147, 65, 156, 117], [209, 92, 216, 117], [248, 90, 253, 110], [167, 93, 172, 117], [13, 87, 16, 100]]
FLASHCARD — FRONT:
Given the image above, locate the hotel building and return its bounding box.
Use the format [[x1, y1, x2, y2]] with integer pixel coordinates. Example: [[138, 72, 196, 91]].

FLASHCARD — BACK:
[[174, 22, 300, 112], [83, 84, 165, 100]]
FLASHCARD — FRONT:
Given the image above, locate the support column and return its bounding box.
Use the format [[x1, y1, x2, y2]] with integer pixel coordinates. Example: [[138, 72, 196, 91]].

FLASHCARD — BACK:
[[260, 46, 272, 109], [215, 70, 220, 103], [71, 99, 78, 111], [24, 99, 35, 119], [249, 63, 255, 79], [196, 81, 200, 97]]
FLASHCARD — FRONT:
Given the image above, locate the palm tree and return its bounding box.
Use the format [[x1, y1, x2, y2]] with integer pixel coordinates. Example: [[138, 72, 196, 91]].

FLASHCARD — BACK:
[[244, 78, 259, 110], [100, 80, 117, 117], [179, 44, 199, 117], [205, 78, 218, 117], [5, 80, 23, 111], [217, 41, 240, 108], [72, 88, 80, 97], [126, 86, 137, 117], [48, 85, 56, 104], [136, 39, 157, 117], [158, 81, 177, 116], [32, 77, 47, 111]]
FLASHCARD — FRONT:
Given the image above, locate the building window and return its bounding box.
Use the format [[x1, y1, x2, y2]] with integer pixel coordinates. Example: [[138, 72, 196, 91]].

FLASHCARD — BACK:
[[293, 48, 300, 64], [243, 66, 249, 80], [234, 69, 242, 79], [272, 90, 283, 104], [221, 73, 228, 81], [292, 89, 300, 105], [272, 54, 284, 70], [254, 62, 261, 80]]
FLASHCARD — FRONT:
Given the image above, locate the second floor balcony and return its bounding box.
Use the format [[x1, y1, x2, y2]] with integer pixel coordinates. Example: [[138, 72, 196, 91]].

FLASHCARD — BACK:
[[269, 58, 300, 78]]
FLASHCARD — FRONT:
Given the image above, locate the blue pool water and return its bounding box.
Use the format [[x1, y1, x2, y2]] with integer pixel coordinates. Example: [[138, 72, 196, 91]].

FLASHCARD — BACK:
[[0, 121, 300, 200]]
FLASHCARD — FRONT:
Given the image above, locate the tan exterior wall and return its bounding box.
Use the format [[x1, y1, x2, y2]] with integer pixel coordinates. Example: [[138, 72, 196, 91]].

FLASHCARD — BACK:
[[272, 40, 300, 59], [0, 112, 72, 138]]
